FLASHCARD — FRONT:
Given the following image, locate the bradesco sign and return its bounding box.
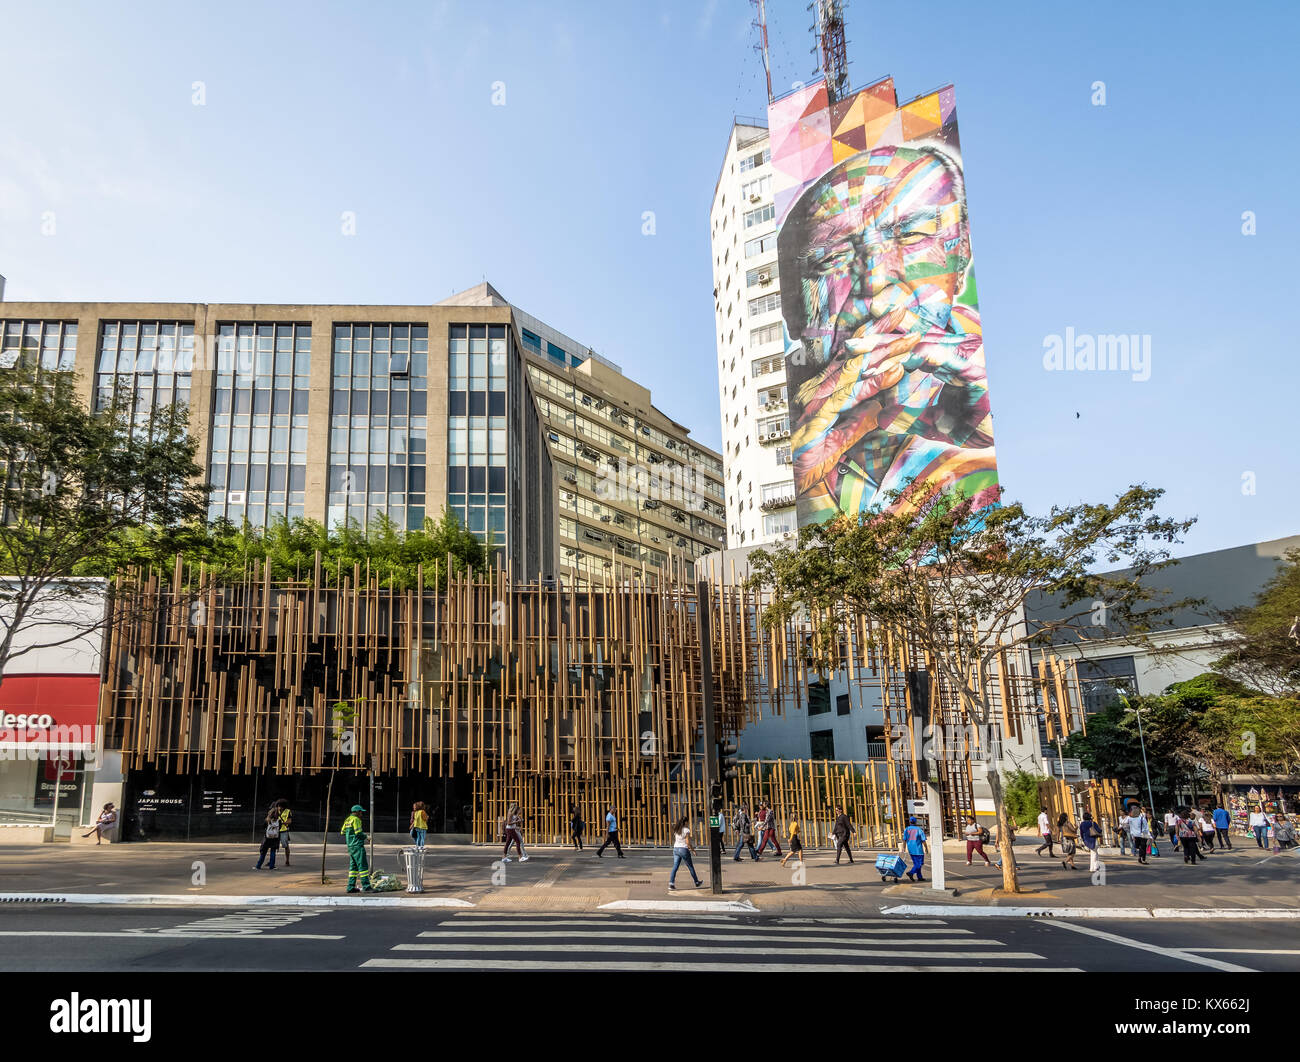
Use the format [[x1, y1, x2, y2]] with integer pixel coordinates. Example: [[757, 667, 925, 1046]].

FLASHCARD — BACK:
[[0, 674, 99, 750]]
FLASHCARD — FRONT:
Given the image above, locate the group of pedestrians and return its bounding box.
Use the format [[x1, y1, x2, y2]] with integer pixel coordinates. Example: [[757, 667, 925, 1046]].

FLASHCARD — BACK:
[[1032, 806, 1119, 871], [253, 799, 293, 870]]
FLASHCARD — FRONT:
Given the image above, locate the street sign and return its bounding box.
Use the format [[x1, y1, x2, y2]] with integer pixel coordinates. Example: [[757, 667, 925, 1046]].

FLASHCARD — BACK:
[[709, 815, 721, 829], [908, 799, 928, 812]]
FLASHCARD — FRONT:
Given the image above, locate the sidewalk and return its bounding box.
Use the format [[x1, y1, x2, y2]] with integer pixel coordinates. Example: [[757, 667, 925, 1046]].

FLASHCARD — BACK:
[[1, 837, 1294, 915]]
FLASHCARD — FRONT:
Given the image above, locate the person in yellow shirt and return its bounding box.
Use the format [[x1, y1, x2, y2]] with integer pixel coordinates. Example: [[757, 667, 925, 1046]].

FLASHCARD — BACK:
[[409, 801, 429, 850], [277, 801, 293, 866], [781, 818, 803, 867]]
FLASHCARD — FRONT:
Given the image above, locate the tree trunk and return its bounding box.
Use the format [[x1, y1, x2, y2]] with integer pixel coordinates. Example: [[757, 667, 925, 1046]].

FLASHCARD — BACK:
[[985, 766, 1021, 893]]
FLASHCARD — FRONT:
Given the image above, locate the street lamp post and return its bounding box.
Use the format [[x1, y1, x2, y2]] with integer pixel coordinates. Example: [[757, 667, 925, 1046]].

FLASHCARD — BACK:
[[1122, 695, 1158, 819]]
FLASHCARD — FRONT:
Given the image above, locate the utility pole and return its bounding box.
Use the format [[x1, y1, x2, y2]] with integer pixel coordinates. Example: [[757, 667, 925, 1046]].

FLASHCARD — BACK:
[[752, 0, 774, 104], [697, 579, 724, 894]]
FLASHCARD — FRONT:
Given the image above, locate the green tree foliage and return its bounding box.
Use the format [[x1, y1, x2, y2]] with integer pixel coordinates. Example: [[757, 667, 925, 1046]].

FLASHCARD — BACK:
[[0, 363, 207, 681], [745, 481, 1194, 892], [1004, 770, 1047, 830], [81, 509, 489, 590], [1212, 547, 1300, 695]]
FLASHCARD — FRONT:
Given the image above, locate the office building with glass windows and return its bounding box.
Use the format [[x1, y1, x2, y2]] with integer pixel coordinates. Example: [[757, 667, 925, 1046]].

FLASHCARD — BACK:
[[0, 294, 554, 578]]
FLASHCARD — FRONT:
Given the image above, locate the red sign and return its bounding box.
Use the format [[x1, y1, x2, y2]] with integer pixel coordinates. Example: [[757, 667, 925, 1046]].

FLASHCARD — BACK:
[[0, 674, 100, 746]]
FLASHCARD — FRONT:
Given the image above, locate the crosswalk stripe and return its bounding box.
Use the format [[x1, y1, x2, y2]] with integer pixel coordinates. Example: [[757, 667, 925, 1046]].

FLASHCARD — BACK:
[[442, 915, 948, 927], [415, 929, 978, 942], [362, 959, 1080, 972], [392, 943, 1028, 958]]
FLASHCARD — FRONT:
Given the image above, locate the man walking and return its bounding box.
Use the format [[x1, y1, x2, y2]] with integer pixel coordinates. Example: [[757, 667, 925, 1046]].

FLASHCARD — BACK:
[[903, 816, 928, 882], [277, 800, 293, 867], [596, 805, 624, 858], [1212, 804, 1232, 850], [1165, 810, 1181, 852], [1129, 805, 1151, 864], [341, 804, 372, 893], [1117, 807, 1132, 856], [832, 805, 855, 865], [1035, 807, 1054, 857], [732, 804, 758, 862], [756, 803, 784, 859]]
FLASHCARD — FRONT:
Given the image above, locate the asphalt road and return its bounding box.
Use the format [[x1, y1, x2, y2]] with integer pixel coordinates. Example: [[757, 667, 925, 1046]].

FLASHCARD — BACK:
[[2, 904, 1298, 972]]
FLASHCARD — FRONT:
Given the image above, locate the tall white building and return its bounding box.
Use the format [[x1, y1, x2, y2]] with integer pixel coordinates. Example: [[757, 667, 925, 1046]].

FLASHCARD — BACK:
[[708, 119, 797, 549]]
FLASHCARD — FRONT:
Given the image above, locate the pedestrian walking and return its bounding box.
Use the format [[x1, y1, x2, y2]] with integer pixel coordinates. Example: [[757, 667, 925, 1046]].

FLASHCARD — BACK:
[[276, 800, 293, 866], [254, 804, 281, 870], [832, 805, 856, 865], [1129, 805, 1151, 864], [756, 803, 783, 859], [780, 818, 803, 867], [731, 804, 758, 862], [1274, 814, 1296, 850], [668, 815, 704, 890], [502, 802, 529, 862], [1058, 812, 1079, 870], [1035, 807, 1055, 857], [82, 803, 117, 845], [1197, 810, 1216, 856], [1212, 804, 1233, 850], [409, 801, 428, 850], [341, 804, 371, 892], [1165, 810, 1181, 852], [902, 817, 928, 882], [963, 815, 994, 867], [1117, 807, 1132, 856], [1079, 811, 1103, 873], [1175, 810, 1201, 864], [596, 805, 624, 858], [1250, 806, 1269, 848], [569, 804, 585, 850]]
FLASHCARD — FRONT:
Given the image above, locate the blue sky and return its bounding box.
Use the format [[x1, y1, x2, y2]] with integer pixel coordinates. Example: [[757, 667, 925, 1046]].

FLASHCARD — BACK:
[[1, 0, 1296, 557]]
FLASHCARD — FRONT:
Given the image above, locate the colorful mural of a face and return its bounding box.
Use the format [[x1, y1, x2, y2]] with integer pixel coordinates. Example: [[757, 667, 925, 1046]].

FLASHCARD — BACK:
[[770, 81, 999, 526]]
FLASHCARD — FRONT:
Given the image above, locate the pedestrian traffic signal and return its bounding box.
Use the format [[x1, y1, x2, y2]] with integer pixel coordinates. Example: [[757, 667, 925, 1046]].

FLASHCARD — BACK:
[[718, 740, 738, 800], [709, 780, 723, 814]]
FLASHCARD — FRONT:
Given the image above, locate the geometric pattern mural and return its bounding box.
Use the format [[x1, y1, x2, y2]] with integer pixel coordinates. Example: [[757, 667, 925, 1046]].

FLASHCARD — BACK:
[[769, 76, 999, 527]]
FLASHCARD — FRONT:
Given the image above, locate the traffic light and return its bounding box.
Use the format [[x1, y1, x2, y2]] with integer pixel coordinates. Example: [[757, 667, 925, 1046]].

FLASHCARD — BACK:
[[718, 740, 739, 801], [709, 780, 723, 815]]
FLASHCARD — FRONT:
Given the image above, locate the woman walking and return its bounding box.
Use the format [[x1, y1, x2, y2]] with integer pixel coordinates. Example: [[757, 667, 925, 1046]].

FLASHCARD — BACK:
[[1079, 811, 1103, 873], [1057, 812, 1079, 869], [1175, 810, 1202, 864], [1197, 810, 1216, 857], [409, 801, 428, 850], [1249, 806, 1269, 848], [1129, 805, 1151, 864], [502, 802, 529, 863], [82, 803, 117, 845], [780, 817, 803, 868], [963, 815, 994, 867], [668, 815, 703, 890], [569, 804, 585, 850]]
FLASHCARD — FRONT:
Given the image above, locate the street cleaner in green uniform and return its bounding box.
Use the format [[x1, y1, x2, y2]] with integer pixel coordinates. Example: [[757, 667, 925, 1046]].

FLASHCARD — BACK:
[[342, 804, 372, 893]]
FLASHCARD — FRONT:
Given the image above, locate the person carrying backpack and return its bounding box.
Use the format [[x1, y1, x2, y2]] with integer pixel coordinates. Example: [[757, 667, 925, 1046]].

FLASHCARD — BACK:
[[1175, 810, 1201, 864], [255, 804, 281, 870], [756, 803, 783, 859], [963, 815, 993, 867], [569, 804, 585, 851], [732, 805, 758, 862]]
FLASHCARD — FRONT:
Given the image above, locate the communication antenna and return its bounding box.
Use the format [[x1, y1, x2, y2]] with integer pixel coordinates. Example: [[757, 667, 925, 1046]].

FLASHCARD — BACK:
[[751, 0, 774, 104], [809, 0, 849, 103]]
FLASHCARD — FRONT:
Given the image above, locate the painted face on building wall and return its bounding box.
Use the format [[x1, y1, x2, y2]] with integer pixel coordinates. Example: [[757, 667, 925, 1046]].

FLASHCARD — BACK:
[[778, 144, 998, 523]]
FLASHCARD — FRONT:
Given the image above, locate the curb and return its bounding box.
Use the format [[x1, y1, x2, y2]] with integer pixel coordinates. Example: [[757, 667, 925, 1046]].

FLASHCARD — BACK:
[[0, 893, 475, 908], [880, 904, 1300, 919], [598, 899, 760, 914]]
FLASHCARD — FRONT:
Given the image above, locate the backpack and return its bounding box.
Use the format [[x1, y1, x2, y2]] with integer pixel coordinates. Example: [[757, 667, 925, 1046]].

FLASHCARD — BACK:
[[978, 826, 991, 845], [265, 817, 281, 839]]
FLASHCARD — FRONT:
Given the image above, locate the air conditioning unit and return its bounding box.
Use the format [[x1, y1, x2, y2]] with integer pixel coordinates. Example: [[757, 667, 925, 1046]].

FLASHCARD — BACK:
[[782, 531, 794, 540], [757, 271, 771, 284], [779, 429, 791, 438], [749, 193, 762, 203], [226, 491, 246, 505]]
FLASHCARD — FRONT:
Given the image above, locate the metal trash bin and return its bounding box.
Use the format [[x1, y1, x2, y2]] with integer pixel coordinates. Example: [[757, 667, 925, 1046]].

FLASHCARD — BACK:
[[401, 846, 426, 893]]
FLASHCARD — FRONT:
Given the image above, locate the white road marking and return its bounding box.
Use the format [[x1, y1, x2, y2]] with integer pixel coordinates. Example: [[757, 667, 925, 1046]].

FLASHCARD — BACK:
[[1185, 948, 1300, 955], [362, 958, 1081, 972], [394, 942, 1026, 958], [0, 931, 344, 940], [415, 929, 978, 942], [1041, 921, 1255, 972]]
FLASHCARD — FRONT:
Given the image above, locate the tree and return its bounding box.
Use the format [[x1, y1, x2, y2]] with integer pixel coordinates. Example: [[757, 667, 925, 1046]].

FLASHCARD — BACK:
[[86, 508, 489, 589], [1004, 769, 1047, 831], [0, 362, 207, 691], [746, 481, 1194, 893], [1210, 547, 1300, 696]]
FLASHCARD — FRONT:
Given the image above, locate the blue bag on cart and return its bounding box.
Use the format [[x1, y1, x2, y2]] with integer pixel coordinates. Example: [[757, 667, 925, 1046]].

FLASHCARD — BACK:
[[875, 853, 907, 879]]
